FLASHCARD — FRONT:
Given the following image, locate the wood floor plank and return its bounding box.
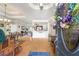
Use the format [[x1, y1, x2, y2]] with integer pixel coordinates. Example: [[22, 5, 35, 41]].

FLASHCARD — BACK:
[[16, 37, 55, 56]]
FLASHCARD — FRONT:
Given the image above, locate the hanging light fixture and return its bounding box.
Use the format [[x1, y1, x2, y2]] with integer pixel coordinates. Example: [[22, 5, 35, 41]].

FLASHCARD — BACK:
[[3, 4, 7, 22], [3, 4, 11, 23], [29, 3, 53, 10], [39, 3, 43, 10]]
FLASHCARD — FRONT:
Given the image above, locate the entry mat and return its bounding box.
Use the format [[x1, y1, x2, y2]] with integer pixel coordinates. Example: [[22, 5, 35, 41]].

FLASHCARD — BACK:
[[28, 52, 49, 56]]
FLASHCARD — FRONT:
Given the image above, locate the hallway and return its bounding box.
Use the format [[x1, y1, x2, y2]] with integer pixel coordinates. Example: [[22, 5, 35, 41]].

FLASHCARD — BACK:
[[0, 3, 56, 56]]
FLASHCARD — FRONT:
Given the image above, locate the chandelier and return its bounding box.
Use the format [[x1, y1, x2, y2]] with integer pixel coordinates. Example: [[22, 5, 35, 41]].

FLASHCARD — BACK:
[[29, 3, 53, 10]]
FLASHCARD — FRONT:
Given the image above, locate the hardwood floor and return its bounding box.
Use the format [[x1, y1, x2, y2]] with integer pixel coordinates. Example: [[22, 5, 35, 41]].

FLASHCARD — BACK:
[[16, 37, 55, 56]]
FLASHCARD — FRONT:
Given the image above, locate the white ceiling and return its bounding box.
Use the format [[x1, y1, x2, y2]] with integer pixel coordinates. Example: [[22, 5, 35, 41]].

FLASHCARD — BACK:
[[0, 3, 57, 26]]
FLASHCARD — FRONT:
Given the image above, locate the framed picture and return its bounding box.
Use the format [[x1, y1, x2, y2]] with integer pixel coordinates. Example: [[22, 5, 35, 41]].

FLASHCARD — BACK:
[[36, 26, 43, 31]]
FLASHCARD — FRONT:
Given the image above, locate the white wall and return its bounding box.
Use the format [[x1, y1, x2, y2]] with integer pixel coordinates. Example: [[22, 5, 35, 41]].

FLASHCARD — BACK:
[[32, 31, 48, 38], [32, 20, 49, 39], [49, 17, 56, 36]]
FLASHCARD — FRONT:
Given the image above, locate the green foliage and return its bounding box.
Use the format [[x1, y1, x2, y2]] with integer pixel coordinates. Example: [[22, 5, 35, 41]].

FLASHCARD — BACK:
[[72, 4, 79, 16]]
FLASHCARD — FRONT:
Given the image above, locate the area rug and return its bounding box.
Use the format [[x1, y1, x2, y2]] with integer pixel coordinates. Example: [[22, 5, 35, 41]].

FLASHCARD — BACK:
[[28, 52, 49, 56]]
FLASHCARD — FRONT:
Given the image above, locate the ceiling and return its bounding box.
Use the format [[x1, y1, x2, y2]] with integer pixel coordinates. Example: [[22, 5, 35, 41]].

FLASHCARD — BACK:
[[0, 3, 57, 26]]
